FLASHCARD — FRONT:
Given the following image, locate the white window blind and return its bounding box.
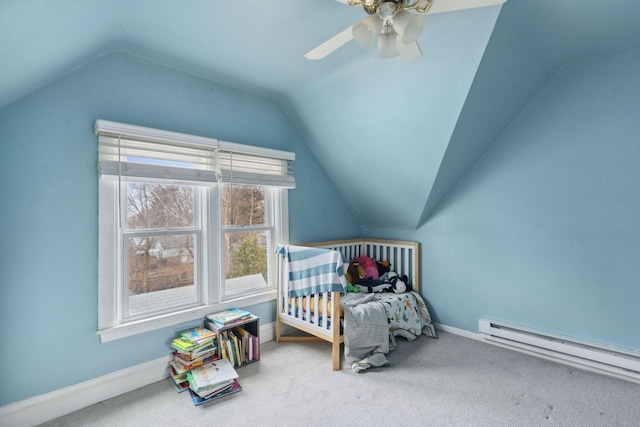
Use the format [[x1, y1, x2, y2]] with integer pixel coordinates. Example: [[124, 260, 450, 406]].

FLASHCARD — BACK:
[[96, 120, 295, 188]]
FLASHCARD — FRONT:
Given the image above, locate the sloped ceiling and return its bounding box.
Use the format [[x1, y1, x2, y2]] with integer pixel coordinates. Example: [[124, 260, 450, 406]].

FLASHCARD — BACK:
[[2, 0, 639, 230]]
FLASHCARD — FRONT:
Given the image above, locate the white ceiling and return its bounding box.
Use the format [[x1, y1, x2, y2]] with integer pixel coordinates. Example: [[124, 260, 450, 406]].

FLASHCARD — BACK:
[[2, 0, 639, 230]]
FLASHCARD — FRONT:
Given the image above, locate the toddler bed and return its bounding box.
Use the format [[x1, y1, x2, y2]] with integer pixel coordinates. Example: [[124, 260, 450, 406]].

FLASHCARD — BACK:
[[275, 239, 436, 371]]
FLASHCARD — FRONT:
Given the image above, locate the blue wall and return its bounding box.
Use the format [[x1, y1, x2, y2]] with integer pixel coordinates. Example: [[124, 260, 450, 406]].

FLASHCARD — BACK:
[[371, 46, 640, 351], [0, 52, 359, 405]]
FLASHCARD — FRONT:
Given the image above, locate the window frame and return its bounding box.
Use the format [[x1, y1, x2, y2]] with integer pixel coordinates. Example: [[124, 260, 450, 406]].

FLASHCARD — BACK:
[[96, 122, 292, 343]]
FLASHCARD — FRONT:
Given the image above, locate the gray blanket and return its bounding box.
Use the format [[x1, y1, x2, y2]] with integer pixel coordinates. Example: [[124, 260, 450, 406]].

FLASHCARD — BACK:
[[341, 293, 390, 373]]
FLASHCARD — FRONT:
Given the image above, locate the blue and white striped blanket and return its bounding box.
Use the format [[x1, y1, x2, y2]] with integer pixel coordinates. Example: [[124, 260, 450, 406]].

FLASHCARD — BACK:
[[275, 245, 347, 298]]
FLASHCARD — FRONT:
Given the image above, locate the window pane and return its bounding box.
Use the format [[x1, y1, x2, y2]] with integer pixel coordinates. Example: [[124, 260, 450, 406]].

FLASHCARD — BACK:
[[127, 234, 197, 316], [225, 231, 268, 295], [127, 182, 194, 229], [222, 185, 264, 226]]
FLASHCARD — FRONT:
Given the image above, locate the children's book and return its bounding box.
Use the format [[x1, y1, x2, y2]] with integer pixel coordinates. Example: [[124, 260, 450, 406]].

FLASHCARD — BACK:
[[168, 375, 190, 393], [171, 337, 215, 355], [171, 337, 196, 352], [187, 358, 238, 390], [174, 348, 217, 367], [207, 308, 251, 326], [192, 379, 234, 398], [174, 342, 216, 360], [187, 373, 233, 396], [188, 380, 242, 406], [169, 360, 190, 376], [169, 364, 188, 383], [174, 351, 217, 371], [179, 327, 216, 344]]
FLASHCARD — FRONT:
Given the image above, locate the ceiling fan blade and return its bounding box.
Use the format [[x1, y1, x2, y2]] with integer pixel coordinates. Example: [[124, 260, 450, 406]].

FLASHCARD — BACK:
[[397, 41, 422, 64], [428, 0, 507, 14], [305, 26, 354, 60]]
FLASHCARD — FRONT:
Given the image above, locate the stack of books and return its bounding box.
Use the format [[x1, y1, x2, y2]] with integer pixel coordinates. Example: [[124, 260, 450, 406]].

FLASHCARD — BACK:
[[186, 358, 242, 406], [168, 327, 218, 393], [206, 308, 252, 327]]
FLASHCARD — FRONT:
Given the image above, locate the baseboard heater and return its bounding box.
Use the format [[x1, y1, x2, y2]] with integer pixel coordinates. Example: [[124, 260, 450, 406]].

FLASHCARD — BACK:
[[479, 318, 640, 383]]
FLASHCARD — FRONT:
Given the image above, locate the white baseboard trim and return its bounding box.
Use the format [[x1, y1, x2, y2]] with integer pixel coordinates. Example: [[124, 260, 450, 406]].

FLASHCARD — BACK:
[[0, 321, 276, 427], [434, 322, 640, 385], [434, 322, 481, 341]]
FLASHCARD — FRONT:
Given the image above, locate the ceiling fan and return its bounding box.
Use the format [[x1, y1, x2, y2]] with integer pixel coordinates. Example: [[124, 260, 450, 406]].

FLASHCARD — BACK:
[[305, 0, 508, 64]]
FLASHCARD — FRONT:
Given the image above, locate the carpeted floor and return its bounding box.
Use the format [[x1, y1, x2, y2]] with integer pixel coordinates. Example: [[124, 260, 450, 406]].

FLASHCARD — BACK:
[[40, 331, 640, 427]]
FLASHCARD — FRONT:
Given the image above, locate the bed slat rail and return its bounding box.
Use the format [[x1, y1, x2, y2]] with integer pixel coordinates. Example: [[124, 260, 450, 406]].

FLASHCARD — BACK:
[[362, 240, 418, 291]]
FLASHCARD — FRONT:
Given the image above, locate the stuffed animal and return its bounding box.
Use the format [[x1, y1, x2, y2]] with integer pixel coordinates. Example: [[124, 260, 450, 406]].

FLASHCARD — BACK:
[[387, 272, 411, 293], [346, 261, 366, 285], [376, 260, 391, 280], [356, 280, 392, 294], [354, 256, 378, 280]]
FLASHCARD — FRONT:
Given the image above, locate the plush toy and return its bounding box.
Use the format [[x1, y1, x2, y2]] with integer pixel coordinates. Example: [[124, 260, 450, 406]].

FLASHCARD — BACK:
[[354, 256, 378, 280], [345, 281, 360, 293], [387, 272, 411, 293], [346, 261, 366, 285], [356, 280, 392, 294], [376, 260, 391, 280]]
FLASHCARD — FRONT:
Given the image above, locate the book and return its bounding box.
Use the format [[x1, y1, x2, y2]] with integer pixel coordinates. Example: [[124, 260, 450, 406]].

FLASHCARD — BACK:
[[222, 331, 235, 366], [173, 350, 217, 371], [179, 327, 216, 344], [173, 342, 216, 360], [235, 326, 251, 361], [191, 378, 235, 398], [171, 337, 196, 352], [171, 336, 215, 354], [174, 348, 217, 365], [220, 340, 229, 361], [207, 308, 251, 326], [231, 330, 242, 365], [188, 380, 242, 406], [233, 325, 260, 361], [169, 360, 191, 376], [187, 372, 232, 395], [168, 375, 190, 393], [169, 363, 189, 382], [187, 358, 238, 390]]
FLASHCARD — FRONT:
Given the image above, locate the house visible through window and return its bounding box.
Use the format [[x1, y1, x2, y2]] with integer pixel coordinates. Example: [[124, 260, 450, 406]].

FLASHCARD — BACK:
[[96, 120, 294, 342]]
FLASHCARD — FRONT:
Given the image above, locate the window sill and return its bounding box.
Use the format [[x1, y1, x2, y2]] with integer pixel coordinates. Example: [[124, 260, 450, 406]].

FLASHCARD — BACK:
[[97, 289, 276, 343]]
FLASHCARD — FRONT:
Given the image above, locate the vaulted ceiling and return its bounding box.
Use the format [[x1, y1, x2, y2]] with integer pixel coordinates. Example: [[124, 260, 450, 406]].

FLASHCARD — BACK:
[[2, 0, 639, 230]]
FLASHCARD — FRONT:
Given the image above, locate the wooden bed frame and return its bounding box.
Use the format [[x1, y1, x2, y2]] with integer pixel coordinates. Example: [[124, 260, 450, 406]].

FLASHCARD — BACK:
[[275, 238, 420, 371]]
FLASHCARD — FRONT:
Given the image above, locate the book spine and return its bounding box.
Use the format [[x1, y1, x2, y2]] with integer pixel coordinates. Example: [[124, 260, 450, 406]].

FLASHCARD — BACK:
[[231, 331, 241, 366]]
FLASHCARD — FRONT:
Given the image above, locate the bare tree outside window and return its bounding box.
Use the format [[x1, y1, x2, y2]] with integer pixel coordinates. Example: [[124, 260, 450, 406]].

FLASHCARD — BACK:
[[125, 183, 197, 314], [222, 185, 264, 227]]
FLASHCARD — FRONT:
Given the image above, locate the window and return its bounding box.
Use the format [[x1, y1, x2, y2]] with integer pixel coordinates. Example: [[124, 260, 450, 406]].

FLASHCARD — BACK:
[[124, 182, 200, 318], [96, 120, 294, 342], [222, 184, 271, 297]]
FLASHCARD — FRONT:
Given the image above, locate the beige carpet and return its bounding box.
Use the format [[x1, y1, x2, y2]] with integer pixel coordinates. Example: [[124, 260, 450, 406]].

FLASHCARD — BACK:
[[41, 331, 640, 427]]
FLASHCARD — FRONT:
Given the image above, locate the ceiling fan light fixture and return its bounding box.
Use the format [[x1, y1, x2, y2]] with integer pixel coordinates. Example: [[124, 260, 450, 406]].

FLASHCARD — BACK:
[[393, 10, 425, 44], [352, 14, 383, 49], [375, 30, 399, 59]]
